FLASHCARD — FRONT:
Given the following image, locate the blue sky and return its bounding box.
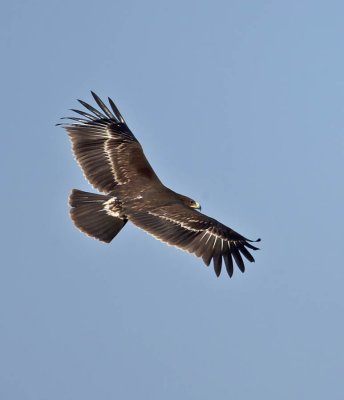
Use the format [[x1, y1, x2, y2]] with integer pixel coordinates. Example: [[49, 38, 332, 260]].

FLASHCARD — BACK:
[[1, 1, 343, 399]]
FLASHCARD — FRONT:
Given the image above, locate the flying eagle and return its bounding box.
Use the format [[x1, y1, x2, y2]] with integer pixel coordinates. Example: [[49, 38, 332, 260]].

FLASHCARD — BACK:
[[59, 92, 260, 277]]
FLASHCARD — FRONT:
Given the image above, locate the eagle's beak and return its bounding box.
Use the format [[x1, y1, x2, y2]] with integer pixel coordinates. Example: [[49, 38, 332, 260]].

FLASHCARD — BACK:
[[192, 202, 201, 211]]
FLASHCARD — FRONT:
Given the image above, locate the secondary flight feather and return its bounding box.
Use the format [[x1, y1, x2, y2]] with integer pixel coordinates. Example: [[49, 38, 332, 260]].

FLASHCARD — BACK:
[[59, 92, 260, 277]]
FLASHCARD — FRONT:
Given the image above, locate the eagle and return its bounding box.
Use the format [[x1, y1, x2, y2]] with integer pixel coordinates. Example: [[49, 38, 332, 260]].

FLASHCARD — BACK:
[[59, 92, 260, 277]]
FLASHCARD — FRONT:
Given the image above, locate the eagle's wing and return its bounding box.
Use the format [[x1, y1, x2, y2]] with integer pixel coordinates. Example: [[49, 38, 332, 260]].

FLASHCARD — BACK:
[[127, 204, 260, 277], [59, 92, 160, 193]]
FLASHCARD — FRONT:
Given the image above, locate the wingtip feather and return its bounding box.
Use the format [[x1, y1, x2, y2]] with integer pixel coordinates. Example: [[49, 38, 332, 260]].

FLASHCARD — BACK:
[[91, 91, 115, 119], [108, 97, 126, 123]]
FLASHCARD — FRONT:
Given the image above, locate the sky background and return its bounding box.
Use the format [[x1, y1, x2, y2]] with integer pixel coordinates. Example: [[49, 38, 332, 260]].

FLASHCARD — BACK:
[[1, 1, 343, 399]]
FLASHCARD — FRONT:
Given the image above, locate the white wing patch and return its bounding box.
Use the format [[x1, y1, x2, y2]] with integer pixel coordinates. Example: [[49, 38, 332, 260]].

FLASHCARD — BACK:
[[103, 197, 121, 218], [148, 211, 201, 232]]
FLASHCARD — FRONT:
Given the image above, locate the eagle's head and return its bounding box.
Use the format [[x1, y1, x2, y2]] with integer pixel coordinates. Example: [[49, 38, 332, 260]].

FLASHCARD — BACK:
[[179, 195, 201, 211], [189, 199, 201, 211]]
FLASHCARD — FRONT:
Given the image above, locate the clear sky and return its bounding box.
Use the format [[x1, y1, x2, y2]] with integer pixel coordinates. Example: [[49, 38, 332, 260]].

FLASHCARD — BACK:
[[1, 1, 343, 399]]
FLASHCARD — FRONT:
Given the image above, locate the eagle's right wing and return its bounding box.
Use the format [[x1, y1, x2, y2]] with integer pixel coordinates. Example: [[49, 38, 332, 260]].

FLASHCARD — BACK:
[[127, 204, 260, 277], [59, 92, 160, 194]]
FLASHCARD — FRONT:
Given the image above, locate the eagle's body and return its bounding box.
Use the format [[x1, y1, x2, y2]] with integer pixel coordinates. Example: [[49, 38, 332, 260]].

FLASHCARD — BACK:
[[60, 92, 260, 277]]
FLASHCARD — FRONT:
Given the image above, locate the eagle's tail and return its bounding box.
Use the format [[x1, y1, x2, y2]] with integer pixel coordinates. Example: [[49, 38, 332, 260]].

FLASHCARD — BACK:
[[69, 189, 127, 243]]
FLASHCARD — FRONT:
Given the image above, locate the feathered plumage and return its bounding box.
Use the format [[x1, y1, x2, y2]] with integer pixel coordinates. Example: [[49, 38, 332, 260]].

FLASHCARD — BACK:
[[59, 92, 260, 277]]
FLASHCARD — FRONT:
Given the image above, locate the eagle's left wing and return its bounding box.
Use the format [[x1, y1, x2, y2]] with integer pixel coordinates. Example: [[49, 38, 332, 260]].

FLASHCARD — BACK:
[[58, 92, 161, 194], [127, 204, 260, 277]]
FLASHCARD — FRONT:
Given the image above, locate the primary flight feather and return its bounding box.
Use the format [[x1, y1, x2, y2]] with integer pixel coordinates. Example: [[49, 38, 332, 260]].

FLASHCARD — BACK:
[[59, 92, 260, 277]]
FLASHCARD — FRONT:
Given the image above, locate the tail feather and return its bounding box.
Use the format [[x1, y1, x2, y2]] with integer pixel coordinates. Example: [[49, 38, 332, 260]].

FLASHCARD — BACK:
[[69, 189, 127, 243]]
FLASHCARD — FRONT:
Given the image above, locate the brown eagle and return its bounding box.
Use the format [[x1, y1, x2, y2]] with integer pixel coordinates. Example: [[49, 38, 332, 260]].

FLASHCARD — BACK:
[[59, 92, 260, 277]]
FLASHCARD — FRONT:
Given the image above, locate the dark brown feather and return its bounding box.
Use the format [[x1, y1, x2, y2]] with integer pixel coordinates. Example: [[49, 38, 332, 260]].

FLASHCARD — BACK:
[[236, 242, 255, 262], [108, 97, 125, 123], [91, 91, 115, 119], [230, 243, 245, 273], [77, 99, 105, 119], [223, 249, 234, 278]]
